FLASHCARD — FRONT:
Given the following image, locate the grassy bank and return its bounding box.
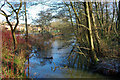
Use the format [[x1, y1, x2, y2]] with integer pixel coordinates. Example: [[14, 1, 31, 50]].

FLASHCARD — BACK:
[[1, 28, 54, 78]]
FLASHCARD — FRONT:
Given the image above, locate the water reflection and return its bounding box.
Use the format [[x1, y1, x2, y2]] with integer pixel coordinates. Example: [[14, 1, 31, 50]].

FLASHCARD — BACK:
[[26, 39, 106, 78]]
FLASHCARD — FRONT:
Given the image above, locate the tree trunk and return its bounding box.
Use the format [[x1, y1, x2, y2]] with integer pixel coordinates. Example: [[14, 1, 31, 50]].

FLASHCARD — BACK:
[[118, 0, 120, 56], [114, 0, 119, 37], [70, 1, 80, 34], [106, 2, 109, 24], [24, 1, 29, 78], [111, 2, 115, 30], [66, 4, 78, 37], [95, 2, 103, 36], [88, 2, 101, 55], [100, 2, 104, 25], [24, 1, 28, 42], [11, 30, 17, 50], [84, 2, 99, 64]]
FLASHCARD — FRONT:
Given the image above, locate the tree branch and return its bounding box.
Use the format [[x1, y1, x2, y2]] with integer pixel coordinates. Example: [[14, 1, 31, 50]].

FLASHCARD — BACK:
[[73, 23, 89, 30], [17, 0, 22, 14], [0, 0, 5, 10], [0, 9, 13, 30], [14, 0, 22, 31], [6, 0, 16, 12]]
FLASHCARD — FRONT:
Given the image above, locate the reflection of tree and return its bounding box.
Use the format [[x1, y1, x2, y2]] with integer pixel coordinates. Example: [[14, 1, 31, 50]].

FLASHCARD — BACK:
[[34, 49, 53, 66], [31, 38, 53, 66], [39, 59, 53, 66]]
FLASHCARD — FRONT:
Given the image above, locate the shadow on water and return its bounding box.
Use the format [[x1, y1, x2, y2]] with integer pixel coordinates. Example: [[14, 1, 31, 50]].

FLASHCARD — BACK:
[[25, 36, 111, 78]]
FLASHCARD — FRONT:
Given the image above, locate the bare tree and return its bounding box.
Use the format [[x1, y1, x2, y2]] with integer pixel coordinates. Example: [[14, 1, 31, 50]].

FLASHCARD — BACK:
[[0, 0, 22, 50]]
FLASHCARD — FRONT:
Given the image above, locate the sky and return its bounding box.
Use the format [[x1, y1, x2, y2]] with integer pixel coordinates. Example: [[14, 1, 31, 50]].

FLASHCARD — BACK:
[[22, 3, 50, 24], [0, 1, 50, 24], [0, 0, 63, 23], [0, 0, 119, 24], [0, 0, 63, 24]]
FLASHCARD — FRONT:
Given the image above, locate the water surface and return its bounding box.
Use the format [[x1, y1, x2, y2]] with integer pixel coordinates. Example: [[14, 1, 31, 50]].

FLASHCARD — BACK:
[[26, 39, 107, 78]]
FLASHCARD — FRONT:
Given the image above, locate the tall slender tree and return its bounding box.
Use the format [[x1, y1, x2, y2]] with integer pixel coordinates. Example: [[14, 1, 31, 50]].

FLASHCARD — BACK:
[[118, 0, 120, 56], [88, 2, 101, 55], [70, 1, 81, 34], [106, 2, 109, 24], [84, 2, 99, 63], [100, 2, 104, 24], [24, 1, 28, 42], [95, 2, 103, 36], [111, 1, 115, 30]]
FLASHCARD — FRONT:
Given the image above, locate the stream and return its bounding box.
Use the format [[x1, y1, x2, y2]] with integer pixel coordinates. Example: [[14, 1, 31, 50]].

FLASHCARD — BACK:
[[25, 38, 111, 78]]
